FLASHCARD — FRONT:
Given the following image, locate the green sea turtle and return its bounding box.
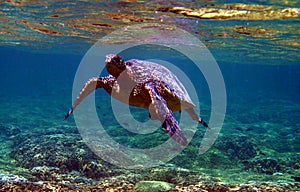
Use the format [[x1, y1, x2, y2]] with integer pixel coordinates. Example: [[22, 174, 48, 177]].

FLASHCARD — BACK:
[[64, 54, 209, 145]]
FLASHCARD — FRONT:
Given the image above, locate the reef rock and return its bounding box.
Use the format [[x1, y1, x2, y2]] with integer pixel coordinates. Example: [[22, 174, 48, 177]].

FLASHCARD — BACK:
[[134, 180, 174, 192], [10, 133, 121, 179], [215, 134, 259, 161]]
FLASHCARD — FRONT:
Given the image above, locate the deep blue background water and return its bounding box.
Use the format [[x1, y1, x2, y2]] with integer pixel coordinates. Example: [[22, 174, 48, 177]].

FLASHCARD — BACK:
[[1, 46, 299, 106]]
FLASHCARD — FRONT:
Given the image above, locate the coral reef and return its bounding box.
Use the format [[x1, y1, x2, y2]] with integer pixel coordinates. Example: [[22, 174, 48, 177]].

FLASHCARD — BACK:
[[243, 157, 300, 175], [4, 128, 299, 191], [215, 134, 259, 161], [10, 131, 122, 180], [0, 124, 21, 137]]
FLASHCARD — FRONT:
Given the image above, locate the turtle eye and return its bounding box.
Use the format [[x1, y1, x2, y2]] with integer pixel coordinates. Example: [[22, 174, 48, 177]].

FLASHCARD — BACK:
[[112, 56, 120, 64]]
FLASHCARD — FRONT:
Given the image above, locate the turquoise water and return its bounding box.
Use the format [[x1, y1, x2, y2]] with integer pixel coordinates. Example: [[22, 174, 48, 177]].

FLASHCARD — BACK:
[[0, 0, 300, 190]]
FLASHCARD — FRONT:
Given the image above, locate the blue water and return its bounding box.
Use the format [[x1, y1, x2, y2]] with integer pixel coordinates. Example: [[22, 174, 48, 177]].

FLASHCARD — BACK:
[[1, 45, 299, 112]]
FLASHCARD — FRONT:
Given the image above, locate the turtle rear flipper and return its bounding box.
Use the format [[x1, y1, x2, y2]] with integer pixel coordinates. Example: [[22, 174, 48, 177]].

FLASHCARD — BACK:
[[185, 108, 210, 129], [145, 82, 188, 146]]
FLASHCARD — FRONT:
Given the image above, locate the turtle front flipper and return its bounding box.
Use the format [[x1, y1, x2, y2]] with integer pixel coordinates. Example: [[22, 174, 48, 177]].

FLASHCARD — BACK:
[[64, 75, 116, 120], [145, 82, 188, 146]]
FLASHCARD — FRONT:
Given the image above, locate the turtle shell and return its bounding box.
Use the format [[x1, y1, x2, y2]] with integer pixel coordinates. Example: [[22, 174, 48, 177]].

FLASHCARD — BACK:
[[122, 59, 196, 111]]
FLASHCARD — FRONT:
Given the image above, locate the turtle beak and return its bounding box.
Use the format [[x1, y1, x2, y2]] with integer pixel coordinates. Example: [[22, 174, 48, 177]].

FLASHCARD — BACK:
[[105, 55, 112, 63]]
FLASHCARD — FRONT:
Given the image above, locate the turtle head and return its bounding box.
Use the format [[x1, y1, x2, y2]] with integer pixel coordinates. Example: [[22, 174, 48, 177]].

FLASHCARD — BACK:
[[105, 54, 126, 77]]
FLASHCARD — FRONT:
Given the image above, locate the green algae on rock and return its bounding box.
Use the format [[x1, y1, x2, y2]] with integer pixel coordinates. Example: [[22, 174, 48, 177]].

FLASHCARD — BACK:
[[134, 180, 174, 192]]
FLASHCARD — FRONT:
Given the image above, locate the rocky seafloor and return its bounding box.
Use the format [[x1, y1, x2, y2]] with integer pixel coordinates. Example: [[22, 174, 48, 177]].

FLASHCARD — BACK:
[[1, 100, 299, 191]]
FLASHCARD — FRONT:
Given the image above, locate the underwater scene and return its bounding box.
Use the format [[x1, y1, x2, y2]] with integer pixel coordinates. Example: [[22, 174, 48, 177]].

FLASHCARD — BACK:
[[0, 0, 300, 191]]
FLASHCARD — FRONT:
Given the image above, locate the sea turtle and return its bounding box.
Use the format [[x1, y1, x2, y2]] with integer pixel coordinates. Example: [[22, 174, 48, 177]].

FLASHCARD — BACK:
[[64, 54, 209, 146]]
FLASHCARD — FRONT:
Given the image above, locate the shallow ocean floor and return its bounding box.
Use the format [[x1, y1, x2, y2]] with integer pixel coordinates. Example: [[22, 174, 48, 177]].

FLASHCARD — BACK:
[[0, 94, 299, 191]]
